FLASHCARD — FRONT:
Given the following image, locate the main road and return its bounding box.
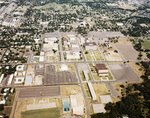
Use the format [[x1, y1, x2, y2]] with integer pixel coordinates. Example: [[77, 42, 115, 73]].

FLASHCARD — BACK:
[[0, 60, 149, 65]]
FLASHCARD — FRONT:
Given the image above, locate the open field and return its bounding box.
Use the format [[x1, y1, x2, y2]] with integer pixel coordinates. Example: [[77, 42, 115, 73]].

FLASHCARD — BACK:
[[93, 84, 110, 102], [129, 62, 144, 79], [116, 38, 132, 45], [109, 64, 140, 83], [142, 39, 150, 50], [14, 100, 34, 118], [93, 51, 104, 60], [21, 108, 60, 118], [115, 44, 138, 60], [104, 51, 123, 61], [61, 85, 82, 96], [85, 53, 93, 61]]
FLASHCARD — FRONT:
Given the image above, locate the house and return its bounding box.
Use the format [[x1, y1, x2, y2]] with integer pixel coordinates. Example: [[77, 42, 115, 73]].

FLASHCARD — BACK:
[[66, 51, 80, 60], [84, 42, 97, 50], [95, 64, 108, 77]]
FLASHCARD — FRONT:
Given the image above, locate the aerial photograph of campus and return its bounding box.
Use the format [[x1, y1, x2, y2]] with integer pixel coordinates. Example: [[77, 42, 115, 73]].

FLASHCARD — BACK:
[[0, 0, 149, 118]]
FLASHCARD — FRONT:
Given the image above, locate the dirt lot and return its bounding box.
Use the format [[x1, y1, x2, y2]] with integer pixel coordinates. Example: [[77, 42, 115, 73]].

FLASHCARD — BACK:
[[14, 99, 34, 118], [14, 97, 60, 118], [92, 84, 110, 102], [114, 44, 138, 60], [61, 85, 82, 96], [104, 51, 123, 61]]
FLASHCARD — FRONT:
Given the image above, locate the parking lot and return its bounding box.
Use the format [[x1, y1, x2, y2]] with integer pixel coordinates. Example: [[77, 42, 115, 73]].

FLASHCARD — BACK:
[[109, 64, 140, 83], [44, 65, 78, 85], [18, 86, 60, 99], [115, 44, 138, 60]]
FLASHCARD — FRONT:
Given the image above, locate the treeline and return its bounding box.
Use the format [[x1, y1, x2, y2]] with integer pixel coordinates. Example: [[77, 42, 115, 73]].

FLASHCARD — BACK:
[[91, 62, 150, 118]]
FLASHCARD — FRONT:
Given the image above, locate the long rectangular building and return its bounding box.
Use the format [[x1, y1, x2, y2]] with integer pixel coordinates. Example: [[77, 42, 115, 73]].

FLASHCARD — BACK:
[[88, 82, 96, 100]]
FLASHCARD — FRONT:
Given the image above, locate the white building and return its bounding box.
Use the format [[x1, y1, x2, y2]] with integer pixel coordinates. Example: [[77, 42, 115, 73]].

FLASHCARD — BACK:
[[0, 74, 4, 84], [60, 64, 68, 71], [7, 74, 14, 85], [70, 95, 84, 115], [88, 82, 96, 100], [84, 42, 97, 50], [16, 65, 24, 71], [15, 77, 25, 84], [66, 52, 80, 60], [0, 100, 6, 104]]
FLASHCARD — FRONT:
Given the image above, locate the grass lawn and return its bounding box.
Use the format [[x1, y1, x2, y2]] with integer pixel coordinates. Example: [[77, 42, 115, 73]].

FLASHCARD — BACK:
[[93, 74, 101, 80], [6, 93, 15, 106], [93, 84, 110, 102], [108, 72, 114, 80], [83, 83, 88, 89], [142, 39, 150, 50], [86, 89, 91, 97], [94, 51, 104, 60], [85, 53, 92, 61], [88, 73, 92, 80], [90, 67, 97, 73], [89, 63, 93, 68], [80, 71, 86, 81], [61, 85, 81, 96], [4, 107, 12, 116], [21, 108, 60, 118], [67, 64, 75, 72]]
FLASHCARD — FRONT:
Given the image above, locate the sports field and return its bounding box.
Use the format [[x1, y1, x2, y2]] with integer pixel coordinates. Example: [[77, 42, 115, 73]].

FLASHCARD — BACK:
[[21, 108, 60, 118]]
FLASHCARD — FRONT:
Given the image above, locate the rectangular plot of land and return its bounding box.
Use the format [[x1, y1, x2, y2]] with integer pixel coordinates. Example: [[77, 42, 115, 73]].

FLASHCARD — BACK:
[[100, 95, 112, 104], [44, 65, 78, 85], [92, 104, 106, 113], [115, 44, 138, 60], [27, 102, 56, 110], [18, 86, 60, 99], [109, 64, 140, 83]]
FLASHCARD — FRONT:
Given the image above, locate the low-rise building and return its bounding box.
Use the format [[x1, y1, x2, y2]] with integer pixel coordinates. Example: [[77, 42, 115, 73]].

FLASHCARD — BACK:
[[88, 82, 96, 100], [0, 74, 4, 84], [95, 64, 108, 77], [84, 42, 97, 50], [66, 51, 80, 60], [70, 95, 84, 115]]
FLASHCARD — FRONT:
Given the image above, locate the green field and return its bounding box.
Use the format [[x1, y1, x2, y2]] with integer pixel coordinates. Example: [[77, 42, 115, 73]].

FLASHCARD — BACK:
[[94, 51, 104, 60], [85, 53, 93, 61], [142, 39, 150, 50], [21, 108, 60, 118], [80, 71, 86, 81]]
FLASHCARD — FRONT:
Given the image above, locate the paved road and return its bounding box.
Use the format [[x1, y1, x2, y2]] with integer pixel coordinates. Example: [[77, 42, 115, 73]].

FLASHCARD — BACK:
[[58, 31, 64, 62], [27, 51, 33, 63], [75, 63, 90, 118], [76, 36, 86, 61], [0, 60, 149, 65], [105, 82, 119, 97]]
